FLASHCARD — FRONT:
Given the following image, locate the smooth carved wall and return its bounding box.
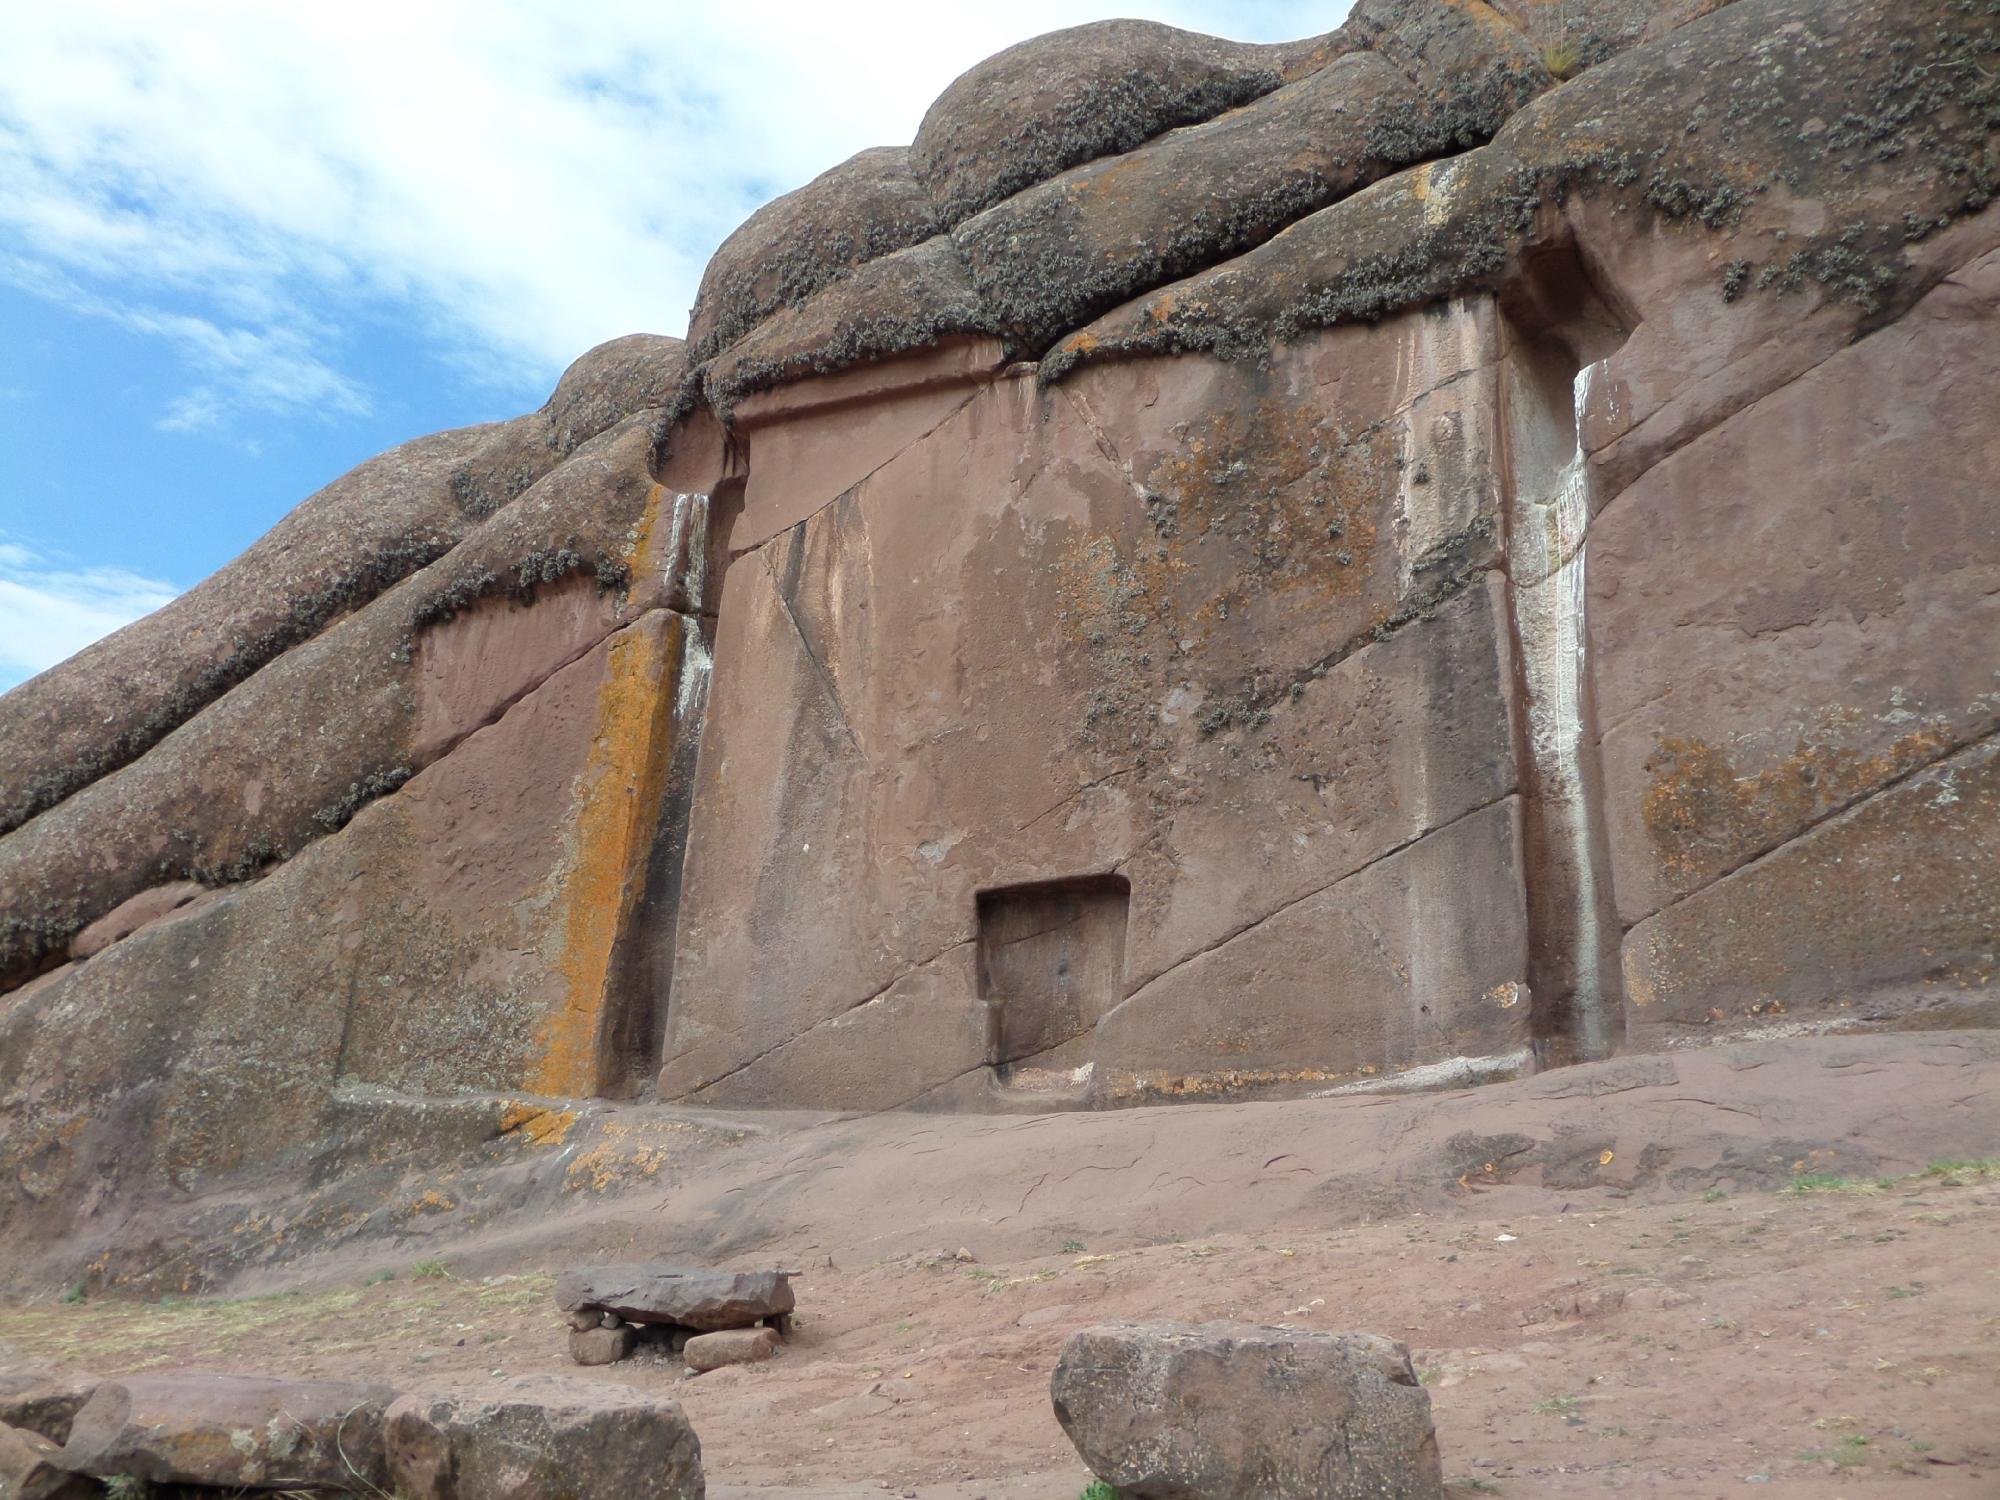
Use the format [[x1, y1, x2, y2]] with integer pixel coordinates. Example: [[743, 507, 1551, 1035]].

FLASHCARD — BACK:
[[660, 299, 1543, 1111]]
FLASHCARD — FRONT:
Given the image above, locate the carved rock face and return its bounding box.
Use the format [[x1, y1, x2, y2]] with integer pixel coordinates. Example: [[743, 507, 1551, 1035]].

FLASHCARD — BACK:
[[0, 0, 1996, 1285]]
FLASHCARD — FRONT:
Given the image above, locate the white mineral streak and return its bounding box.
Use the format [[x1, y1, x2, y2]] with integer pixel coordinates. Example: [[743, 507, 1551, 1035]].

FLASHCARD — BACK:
[[1309, 1046, 1536, 1098], [662, 490, 711, 610], [677, 627, 713, 725], [1510, 362, 1609, 1058], [668, 492, 714, 726]]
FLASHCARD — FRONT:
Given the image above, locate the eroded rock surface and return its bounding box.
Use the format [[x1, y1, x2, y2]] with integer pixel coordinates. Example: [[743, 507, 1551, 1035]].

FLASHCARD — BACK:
[[57, 1373, 393, 1489], [385, 1378, 704, 1500], [0, 1373, 95, 1447]]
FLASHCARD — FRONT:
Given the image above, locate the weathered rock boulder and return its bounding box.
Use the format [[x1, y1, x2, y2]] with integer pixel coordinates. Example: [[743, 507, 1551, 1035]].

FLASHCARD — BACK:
[[0, 1424, 95, 1500], [1048, 0, 1995, 379], [0, 332, 686, 856], [0, 1372, 96, 1446], [0, 412, 677, 988], [554, 1265, 794, 1330], [909, 20, 1333, 225], [56, 1373, 393, 1489], [683, 1327, 781, 1374], [687, 148, 944, 364], [385, 1378, 703, 1500], [1051, 1323, 1443, 1499], [567, 1325, 636, 1366], [701, 0, 1742, 407]]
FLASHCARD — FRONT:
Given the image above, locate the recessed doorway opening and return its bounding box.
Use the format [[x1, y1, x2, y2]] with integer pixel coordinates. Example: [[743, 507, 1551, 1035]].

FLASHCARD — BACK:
[[975, 875, 1131, 1076]]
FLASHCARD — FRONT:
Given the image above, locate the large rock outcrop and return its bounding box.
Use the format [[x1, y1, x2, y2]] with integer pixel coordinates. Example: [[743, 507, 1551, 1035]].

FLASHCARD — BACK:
[[0, 0, 1995, 1283]]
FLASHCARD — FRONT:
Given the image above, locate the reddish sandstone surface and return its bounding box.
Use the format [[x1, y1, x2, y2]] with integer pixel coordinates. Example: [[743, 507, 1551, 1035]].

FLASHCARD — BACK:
[[0, 7, 1994, 1492]]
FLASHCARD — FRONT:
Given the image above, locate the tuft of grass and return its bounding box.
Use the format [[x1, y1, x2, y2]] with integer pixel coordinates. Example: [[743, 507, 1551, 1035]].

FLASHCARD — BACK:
[[1532, 1394, 1580, 1417], [1062, 1239, 1086, 1254], [1783, 1172, 1880, 1196], [1541, 39, 1582, 80], [410, 1259, 450, 1281], [105, 1478, 155, 1499], [1924, 1159, 1996, 1184], [364, 1269, 395, 1287], [1702, 1187, 1727, 1202], [58, 1282, 86, 1305], [1080, 1484, 1123, 1500], [1798, 1434, 1871, 1468]]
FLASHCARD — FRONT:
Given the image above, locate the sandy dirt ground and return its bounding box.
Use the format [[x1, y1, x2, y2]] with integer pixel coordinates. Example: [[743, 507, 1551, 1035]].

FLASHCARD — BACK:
[[2, 1162, 1994, 1498]]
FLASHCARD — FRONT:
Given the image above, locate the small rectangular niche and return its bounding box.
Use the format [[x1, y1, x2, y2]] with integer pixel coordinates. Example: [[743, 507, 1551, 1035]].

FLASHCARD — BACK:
[[975, 875, 1130, 1068]]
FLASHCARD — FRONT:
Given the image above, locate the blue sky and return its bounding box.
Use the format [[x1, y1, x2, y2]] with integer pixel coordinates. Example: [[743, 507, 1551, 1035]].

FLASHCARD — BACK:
[[0, 1, 1345, 689]]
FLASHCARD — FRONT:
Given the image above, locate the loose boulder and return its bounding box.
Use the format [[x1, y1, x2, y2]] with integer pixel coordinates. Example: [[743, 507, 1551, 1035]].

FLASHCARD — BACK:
[[385, 1377, 703, 1500], [1051, 1322, 1443, 1500], [553, 1264, 794, 1331], [56, 1373, 393, 1490], [682, 1327, 781, 1374]]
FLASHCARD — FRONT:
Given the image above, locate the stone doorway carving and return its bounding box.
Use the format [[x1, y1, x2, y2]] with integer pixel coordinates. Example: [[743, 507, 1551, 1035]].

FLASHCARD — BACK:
[[975, 876, 1130, 1080]]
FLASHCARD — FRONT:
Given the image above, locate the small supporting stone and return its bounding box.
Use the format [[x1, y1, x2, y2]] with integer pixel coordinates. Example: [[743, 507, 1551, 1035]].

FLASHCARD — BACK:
[[569, 1325, 636, 1367], [683, 1327, 781, 1374]]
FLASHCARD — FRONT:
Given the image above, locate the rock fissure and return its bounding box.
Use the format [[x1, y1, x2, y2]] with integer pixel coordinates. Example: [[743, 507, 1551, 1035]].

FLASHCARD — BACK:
[[758, 549, 865, 759], [1112, 790, 1518, 1013], [681, 939, 977, 1101], [1633, 718, 2000, 928]]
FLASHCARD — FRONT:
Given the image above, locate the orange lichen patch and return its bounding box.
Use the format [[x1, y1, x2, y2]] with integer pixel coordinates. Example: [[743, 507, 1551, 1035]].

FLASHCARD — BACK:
[[624, 481, 673, 576], [499, 1102, 581, 1147], [409, 1189, 456, 1215], [1141, 397, 1387, 616], [533, 617, 690, 1097], [1640, 724, 1957, 888], [564, 1139, 671, 1195], [1450, 0, 1527, 37]]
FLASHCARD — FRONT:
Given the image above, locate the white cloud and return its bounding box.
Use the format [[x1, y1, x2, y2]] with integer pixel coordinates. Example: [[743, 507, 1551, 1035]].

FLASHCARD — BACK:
[[0, 539, 179, 690], [0, 1, 1346, 430]]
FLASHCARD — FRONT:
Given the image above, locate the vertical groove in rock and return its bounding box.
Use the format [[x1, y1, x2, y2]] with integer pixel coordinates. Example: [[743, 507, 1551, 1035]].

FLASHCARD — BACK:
[[1498, 278, 1629, 1067]]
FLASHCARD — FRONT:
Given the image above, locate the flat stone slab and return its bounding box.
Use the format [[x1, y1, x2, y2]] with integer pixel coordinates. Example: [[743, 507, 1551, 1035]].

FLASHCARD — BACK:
[[554, 1264, 794, 1331]]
